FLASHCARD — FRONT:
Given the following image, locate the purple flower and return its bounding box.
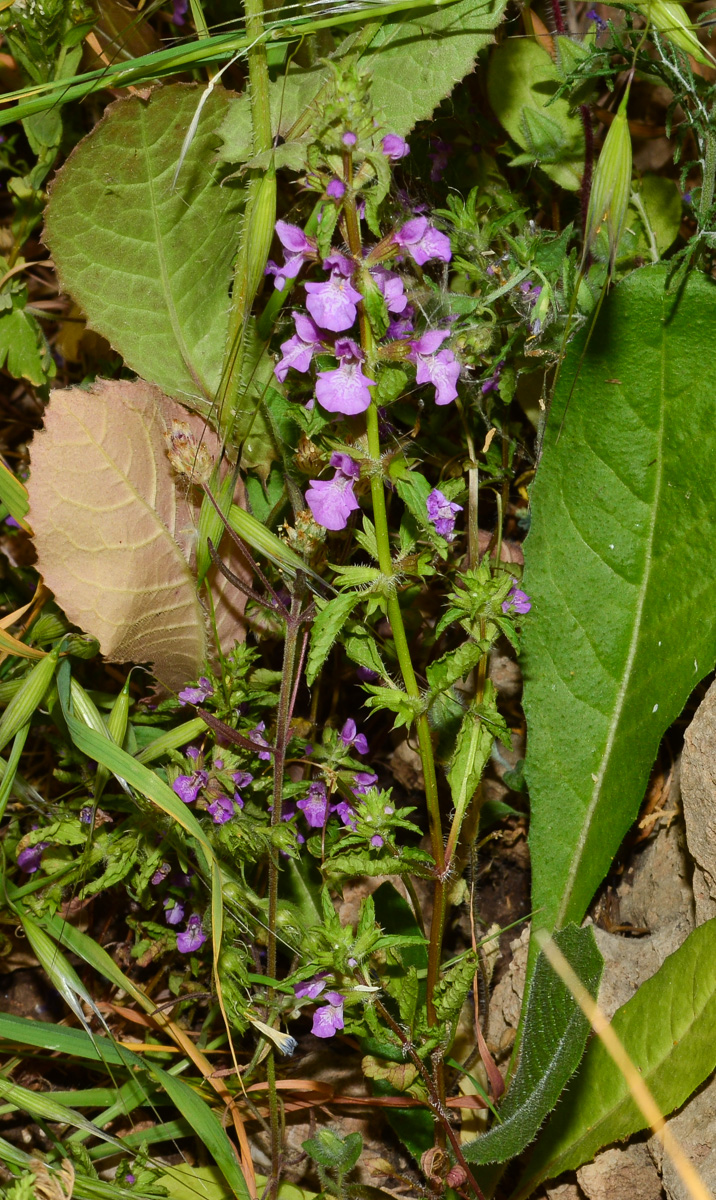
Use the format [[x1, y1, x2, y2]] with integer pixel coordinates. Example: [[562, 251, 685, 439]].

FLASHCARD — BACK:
[[125, 1174, 136, 1186], [587, 6, 607, 29], [274, 312, 323, 383], [382, 134, 410, 161], [426, 488, 463, 542], [249, 722, 272, 761], [295, 974, 328, 999], [172, 0, 188, 23], [393, 217, 451, 266], [340, 718, 369, 756], [371, 266, 407, 314], [306, 453, 361, 531], [207, 795, 238, 824], [17, 842, 49, 874], [177, 914, 207, 954], [80, 806, 93, 824], [311, 992, 345, 1038], [315, 338, 375, 416], [186, 745, 201, 761], [352, 771, 379, 796], [305, 256, 361, 332], [370, 834, 385, 848], [342, 132, 357, 147], [409, 331, 460, 405], [297, 782, 329, 828], [178, 676, 213, 706], [172, 770, 208, 804], [502, 585, 532, 616], [387, 308, 415, 339], [232, 770, 253, 788], [164, 898, 185, 926], [327, 178, 346, 199], [265, 221, 316, 291], [332, 798, 357, 828], [357, 666, 379, 684], [429, 138, 452, 182], [481, 360, 505, 395], [151, 862, 171, 886]]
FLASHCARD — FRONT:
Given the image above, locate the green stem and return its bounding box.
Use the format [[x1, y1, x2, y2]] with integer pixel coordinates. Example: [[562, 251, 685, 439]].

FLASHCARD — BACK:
[[701, 126, 716, 224]]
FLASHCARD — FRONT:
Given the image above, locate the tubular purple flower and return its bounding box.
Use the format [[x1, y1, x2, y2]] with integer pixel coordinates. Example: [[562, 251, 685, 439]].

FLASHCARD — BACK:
[[315, 338, 376, 416], [502, 585, 532, 615], [178, 677, 213, 705], [382, 133, 410, 161], [426, 489, 463, 541], [249, 721, 272, 761], [305, 257, 361, 332], [80, 806, 93, 824], [332, 798, 357, 828], [393, 216, 452, 266], [297, 782, 329, 828], [17, 842, 49, 873], [172, 770, 208, 804], [311, 992, 345, 1037], [232, 770, 253, 788], [185, 745, 201, 761], [429, 138, 452, 182], [371, 266, 407, 314], [207, 795, 237, 824], [326, 178, 346, 199], [357, 666, 379, 684], [177, 914, 207, 954], [265, 220, 316, 291], [295, 974, 328, 999], [151, 861, 171, 886], [274, 311, 323, 383], [164, 898, 185, 926], [409, 332, 460, 406], [370, 834, 385, 848], [305, 454, 360, 531], [342, 131, 357, 146], [481, 360, 505, 395], [340, 718, 369, 755], [352, 771, 379, 796]]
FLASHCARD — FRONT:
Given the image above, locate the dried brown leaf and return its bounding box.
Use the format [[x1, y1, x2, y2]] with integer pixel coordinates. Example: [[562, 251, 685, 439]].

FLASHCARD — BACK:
[[29, 379, 246, 691]]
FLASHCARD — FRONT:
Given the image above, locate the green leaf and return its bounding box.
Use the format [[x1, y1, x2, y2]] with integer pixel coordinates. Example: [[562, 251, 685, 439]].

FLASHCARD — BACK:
[[0, 302, 54, 386], [487, 39, 584, 190], [514, 918, 716, 1197], [306, 592, 361, 686], [0, 1013, 144, 1070], [523, 266, 716, 937], [44, 84, 243, 409], [464, 925, 602, 1166]]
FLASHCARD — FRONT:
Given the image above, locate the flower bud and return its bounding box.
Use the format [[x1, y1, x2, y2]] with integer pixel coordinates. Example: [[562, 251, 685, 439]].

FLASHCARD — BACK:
[[164, 420, 213, 485], [584, 96, 632, 272], [0, 646, 59, 754]]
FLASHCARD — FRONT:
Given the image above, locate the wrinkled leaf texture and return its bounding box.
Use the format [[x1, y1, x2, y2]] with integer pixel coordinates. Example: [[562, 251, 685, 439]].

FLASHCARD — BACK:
[[514, 918, 716, 1196], [464, 924, 602, 1165], [29, 380, 246, 691], [523, 266, 716, 936], [44, 85, 242, 409]]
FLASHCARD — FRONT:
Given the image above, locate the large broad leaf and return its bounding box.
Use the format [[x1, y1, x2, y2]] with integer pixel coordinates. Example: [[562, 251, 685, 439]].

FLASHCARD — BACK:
[[29, 380, 246, 691], [44, 84, 243, 408], [513, 918, 716, 1197], [522, 266, 716, 936], [487, 39, 584, 190], [219, 0, 505, 166], [463, 925, 602, 1165]]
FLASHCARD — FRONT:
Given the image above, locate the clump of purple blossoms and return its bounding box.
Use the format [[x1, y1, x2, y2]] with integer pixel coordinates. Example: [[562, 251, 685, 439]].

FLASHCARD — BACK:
[[266, 220, 316, 291], [17, 842, 49, 873], [305, 254, 362, 332], [382, 134, 410, 161], [306, 453, 360, 532], [426, 489, 463, 541], [340, 718, 369, 755], [393, 216, 452, 266], [352, 771, 379, 796], [207, 794, 240, 825], [502, 585, 532, 615], [408, 331, 460, 406], [178, 677, 213, 706], [312, 991, 345, 1038], [177, 913, 207, 954]]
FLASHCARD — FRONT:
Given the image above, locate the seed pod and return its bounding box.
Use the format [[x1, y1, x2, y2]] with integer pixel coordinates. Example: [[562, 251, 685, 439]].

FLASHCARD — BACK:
[[95, 674, 131, 800], [583, 94, 633, 272], [634, 0, 713, 65], [0, 646, 60, 754]]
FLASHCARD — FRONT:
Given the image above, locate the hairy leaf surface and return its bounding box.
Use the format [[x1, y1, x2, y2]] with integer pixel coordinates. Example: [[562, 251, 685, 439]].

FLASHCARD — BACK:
[[29, 381, 246, 690], [523, 266, 716, 935], [464, 925, 602, 1165], [514, 919, 716, 1196], [44, 85, 242, 408]]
